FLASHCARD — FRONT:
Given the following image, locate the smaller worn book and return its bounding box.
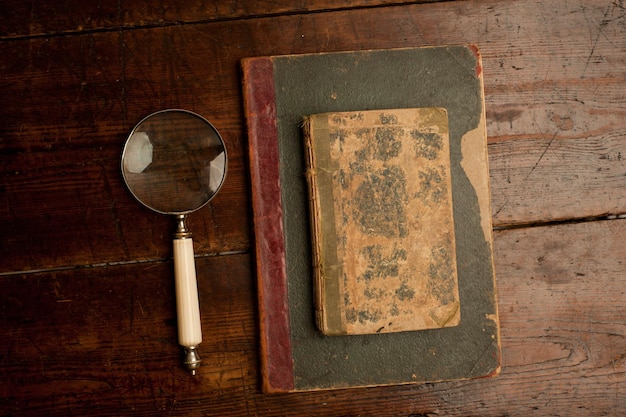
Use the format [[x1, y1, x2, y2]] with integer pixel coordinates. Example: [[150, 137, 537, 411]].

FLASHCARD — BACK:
[[303, 108, 460, 336]]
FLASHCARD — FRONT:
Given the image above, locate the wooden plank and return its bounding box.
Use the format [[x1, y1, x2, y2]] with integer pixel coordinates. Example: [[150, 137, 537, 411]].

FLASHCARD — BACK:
[[0, 253, 258, 416], [0, 0, 444, 39], [1, 0, 625, 273], [2, 221, 625, 415], [0, 29, 251, 272], [489, 107, 626, 225]]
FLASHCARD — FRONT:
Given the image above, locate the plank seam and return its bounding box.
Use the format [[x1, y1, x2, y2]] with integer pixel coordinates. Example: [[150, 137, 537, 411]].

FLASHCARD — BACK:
[[0, 249, 249, 277]]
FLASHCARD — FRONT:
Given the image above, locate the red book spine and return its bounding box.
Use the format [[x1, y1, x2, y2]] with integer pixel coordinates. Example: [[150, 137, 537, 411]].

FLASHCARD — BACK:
[[242, 57, 294, 393]]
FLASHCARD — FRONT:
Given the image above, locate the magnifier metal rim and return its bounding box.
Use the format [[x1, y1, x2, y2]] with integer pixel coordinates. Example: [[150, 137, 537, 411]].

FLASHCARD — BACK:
[[121, 108, 228, 215]]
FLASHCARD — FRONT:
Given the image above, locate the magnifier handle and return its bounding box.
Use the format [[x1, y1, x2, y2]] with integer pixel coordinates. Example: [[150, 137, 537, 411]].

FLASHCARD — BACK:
[[173, 235, 202, 373]]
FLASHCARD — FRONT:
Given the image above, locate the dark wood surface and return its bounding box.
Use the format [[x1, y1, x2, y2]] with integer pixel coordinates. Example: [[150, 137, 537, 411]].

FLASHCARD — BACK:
[[1, 0, 625, 415]]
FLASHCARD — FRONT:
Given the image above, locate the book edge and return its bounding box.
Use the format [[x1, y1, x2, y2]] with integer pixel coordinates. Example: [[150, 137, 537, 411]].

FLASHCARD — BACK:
[[302, 116, 329, 335], [303, 115, 348, 336], [470, 45, 503, 373], [242, 56, 295, 393]]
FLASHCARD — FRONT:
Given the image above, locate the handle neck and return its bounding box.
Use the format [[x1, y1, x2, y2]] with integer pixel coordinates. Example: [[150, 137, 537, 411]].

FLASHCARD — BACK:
[[174, 214, 192, 239]]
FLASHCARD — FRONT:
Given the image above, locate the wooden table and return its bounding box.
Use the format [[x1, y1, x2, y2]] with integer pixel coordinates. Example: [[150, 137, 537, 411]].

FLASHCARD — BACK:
[[1, 0, 625, 415]]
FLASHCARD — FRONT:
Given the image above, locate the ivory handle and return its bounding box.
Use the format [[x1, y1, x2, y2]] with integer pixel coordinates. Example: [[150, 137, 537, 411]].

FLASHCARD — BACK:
[[173, 237, 203, 348]]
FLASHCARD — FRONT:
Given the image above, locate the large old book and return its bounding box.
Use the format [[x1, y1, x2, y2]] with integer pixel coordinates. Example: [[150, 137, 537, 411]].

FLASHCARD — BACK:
[[242, 45, 500, 393], [303, 108, 460, 336]]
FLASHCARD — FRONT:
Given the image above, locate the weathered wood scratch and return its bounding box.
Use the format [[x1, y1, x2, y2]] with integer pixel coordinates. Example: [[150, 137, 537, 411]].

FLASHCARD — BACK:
[[582, 0, 622, 78], [526, 131, 557, 181]]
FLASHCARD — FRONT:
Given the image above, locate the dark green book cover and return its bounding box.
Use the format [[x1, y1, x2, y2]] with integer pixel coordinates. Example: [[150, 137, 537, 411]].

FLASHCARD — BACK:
[[243, 45, 500, 393]]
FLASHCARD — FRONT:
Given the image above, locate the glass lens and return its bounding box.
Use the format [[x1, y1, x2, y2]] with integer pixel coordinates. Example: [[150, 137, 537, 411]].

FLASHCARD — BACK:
[[122, 110, 227, 214]]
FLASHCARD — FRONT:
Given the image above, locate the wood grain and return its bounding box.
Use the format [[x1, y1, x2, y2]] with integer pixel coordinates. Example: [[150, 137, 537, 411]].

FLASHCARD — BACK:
[[1, 0, 625, 415], [0, 28, 251, 272], [0, 0, 444, 38], [0, 254, 258, 415], [2, 221, 624, 416], [2, 0, 625, 273]]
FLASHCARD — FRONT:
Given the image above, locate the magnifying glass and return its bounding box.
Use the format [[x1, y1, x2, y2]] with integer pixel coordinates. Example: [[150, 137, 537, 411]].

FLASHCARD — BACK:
[[121, 109, 227, 375]]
